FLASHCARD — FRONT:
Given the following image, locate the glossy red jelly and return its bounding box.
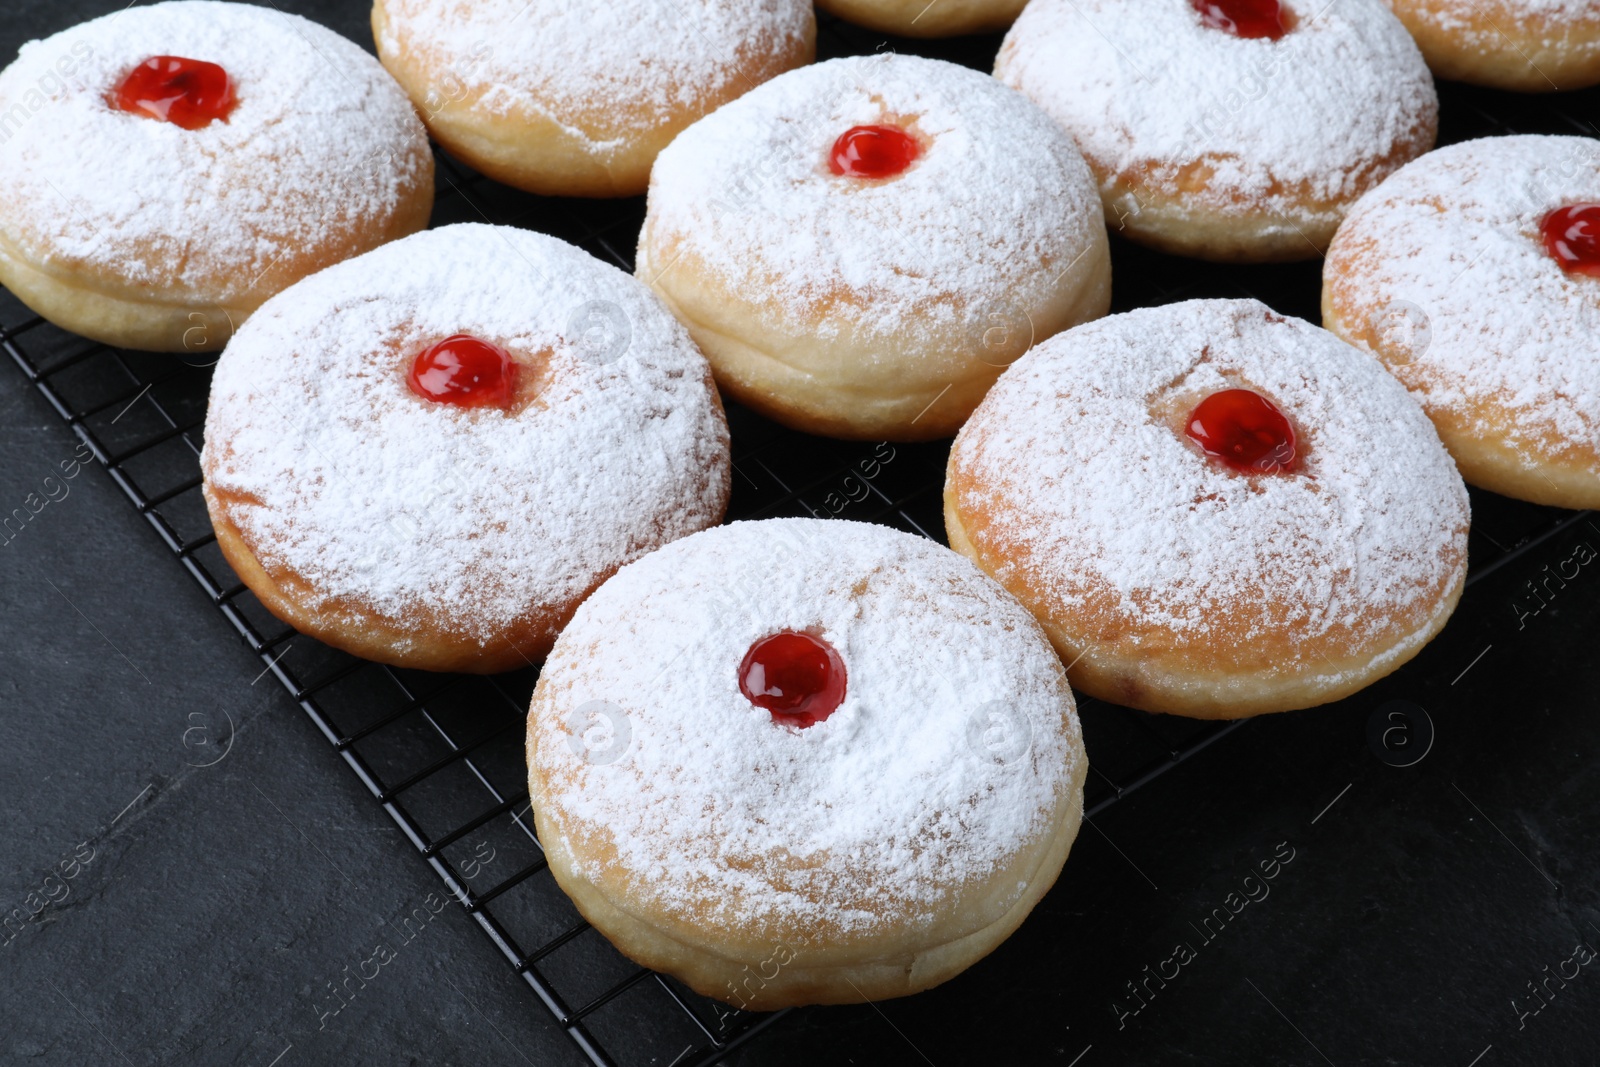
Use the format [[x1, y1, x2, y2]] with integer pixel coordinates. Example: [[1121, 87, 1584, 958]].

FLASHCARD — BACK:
[[110, 56, 236, 130], [1191, 0, 1290, 39], [829, 125, 919, 179], [739, 631, 847, 729], [1186, 388, 1299, 473], [408, 335, 519, 409], [1541, 204, 1600, 278]]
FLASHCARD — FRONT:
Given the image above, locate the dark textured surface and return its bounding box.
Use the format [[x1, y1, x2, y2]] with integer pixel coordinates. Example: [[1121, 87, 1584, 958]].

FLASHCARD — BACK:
[[1, 2, 1598, 1066]]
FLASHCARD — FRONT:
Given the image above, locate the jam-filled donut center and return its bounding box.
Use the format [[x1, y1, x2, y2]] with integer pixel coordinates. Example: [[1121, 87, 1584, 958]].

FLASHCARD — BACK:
[[111, 56, 236, 129], [739, 631, 847, 729], [408, 334, 522, 410], [1191, 0, 1294, 39], [1541, 204, 1600, 278], [1186, 388, 1300, 473], [829, 124, 921, 180]]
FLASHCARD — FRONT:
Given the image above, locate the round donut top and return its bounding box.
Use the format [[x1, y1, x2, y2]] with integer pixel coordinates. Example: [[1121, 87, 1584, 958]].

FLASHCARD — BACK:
[[1326, 135, 1600, 463], [643, 53, 1105, 344], [996, 0, 1436, 214], [528, 518, 1083, 942], [374, 0, 814, 152], [0, 1, 429, 304], [949, 299, 1469, 669], [203, 224, 730, 645]]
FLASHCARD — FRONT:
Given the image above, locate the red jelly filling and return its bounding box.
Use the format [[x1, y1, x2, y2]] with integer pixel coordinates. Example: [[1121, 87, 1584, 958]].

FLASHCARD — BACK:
[[829, 125, 919, 179], [1186, 388, 1299, 473], [1541, 204, 1600, 278], [739, 631, 847, 729], [1191, 0, 1290, 39], [408, 335, 519, 409], [110, 56, 236, 130]]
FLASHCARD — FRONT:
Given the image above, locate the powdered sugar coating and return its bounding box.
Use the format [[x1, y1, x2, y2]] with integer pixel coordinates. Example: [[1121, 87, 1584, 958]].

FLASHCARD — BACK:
[[373, 0, 814, 157], [1412, 0, 1598, 42], [203, 224, 730, 645], [950, 300, 1468, 668], [1325, 135, 1600, 465], [529, 518, 1083, 938], [642, 53, 1106, 343], [996, 0, 1436, 221], [0, 1, 430, 302], [1499, 0, 1597, 12]]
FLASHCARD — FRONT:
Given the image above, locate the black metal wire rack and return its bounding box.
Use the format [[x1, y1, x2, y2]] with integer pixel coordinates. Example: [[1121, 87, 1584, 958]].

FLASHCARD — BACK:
[[2, 12, 1595, 1067]]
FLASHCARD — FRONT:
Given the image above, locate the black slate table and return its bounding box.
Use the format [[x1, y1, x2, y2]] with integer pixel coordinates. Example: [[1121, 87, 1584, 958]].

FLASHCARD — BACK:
[[2, 3, 1598, 1065]]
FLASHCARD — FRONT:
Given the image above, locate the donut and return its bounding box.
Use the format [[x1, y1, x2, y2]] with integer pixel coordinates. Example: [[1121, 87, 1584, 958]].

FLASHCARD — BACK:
[[201, 223, 730, 674], [0, 1, 432, 353], [995, 0, 1437, 262], [815, 0, 1025, 38], [526, 518, 1087, 1008], [1323, 135, 1600, 510], [637, 53, 1111, 441], [372, 0, 815, 198], [945, 299, 1470, 719], [1384, 0, 1600, 90]]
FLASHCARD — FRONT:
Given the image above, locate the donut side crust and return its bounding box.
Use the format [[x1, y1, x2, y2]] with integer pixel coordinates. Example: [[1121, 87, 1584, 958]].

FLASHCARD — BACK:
[[204, 480, 566, 674], [372, 0, 816, 198], [0, 169, 432, 353], [636, 226, 1112, 441], [943, 474, 1467, 719], [0, 233, 251, 353], [527, 683, 1087, 1008], [1091, 120, 1437, 264], [814, 0, 1027, 37], [1386, 0, 1600, 91], [1320, 280, 1600, 509]]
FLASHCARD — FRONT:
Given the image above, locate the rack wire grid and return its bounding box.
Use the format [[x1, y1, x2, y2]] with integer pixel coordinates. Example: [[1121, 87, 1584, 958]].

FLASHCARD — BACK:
[[4, 11, 1598, 1066]]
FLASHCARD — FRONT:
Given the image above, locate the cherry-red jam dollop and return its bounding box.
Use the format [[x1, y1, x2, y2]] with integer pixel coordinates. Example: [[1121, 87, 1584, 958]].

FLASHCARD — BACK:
[[829, 125, 920, 179], [408, 335, 519, 409], [110, 56, 236, 130], [739, 631, 847, 729], [1541, 204, 1600, 278], [1191, 0, 1290, 39], [1186, 388, 1299, 473]]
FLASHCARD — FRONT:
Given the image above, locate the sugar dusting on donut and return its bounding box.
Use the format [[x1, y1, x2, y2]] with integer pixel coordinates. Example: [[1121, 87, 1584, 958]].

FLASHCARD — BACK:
[[642, 53, 1105, 343], [996, 0, 1436, 216], [1326, 134, 1600, 464], [530, 518, 1083, 936], [0, 1, 429, 302], [203, 224, 729, 644], [1423, 0, 1598, 45], [950, 299, 1469, 671], [374, 0, 814, 154]]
